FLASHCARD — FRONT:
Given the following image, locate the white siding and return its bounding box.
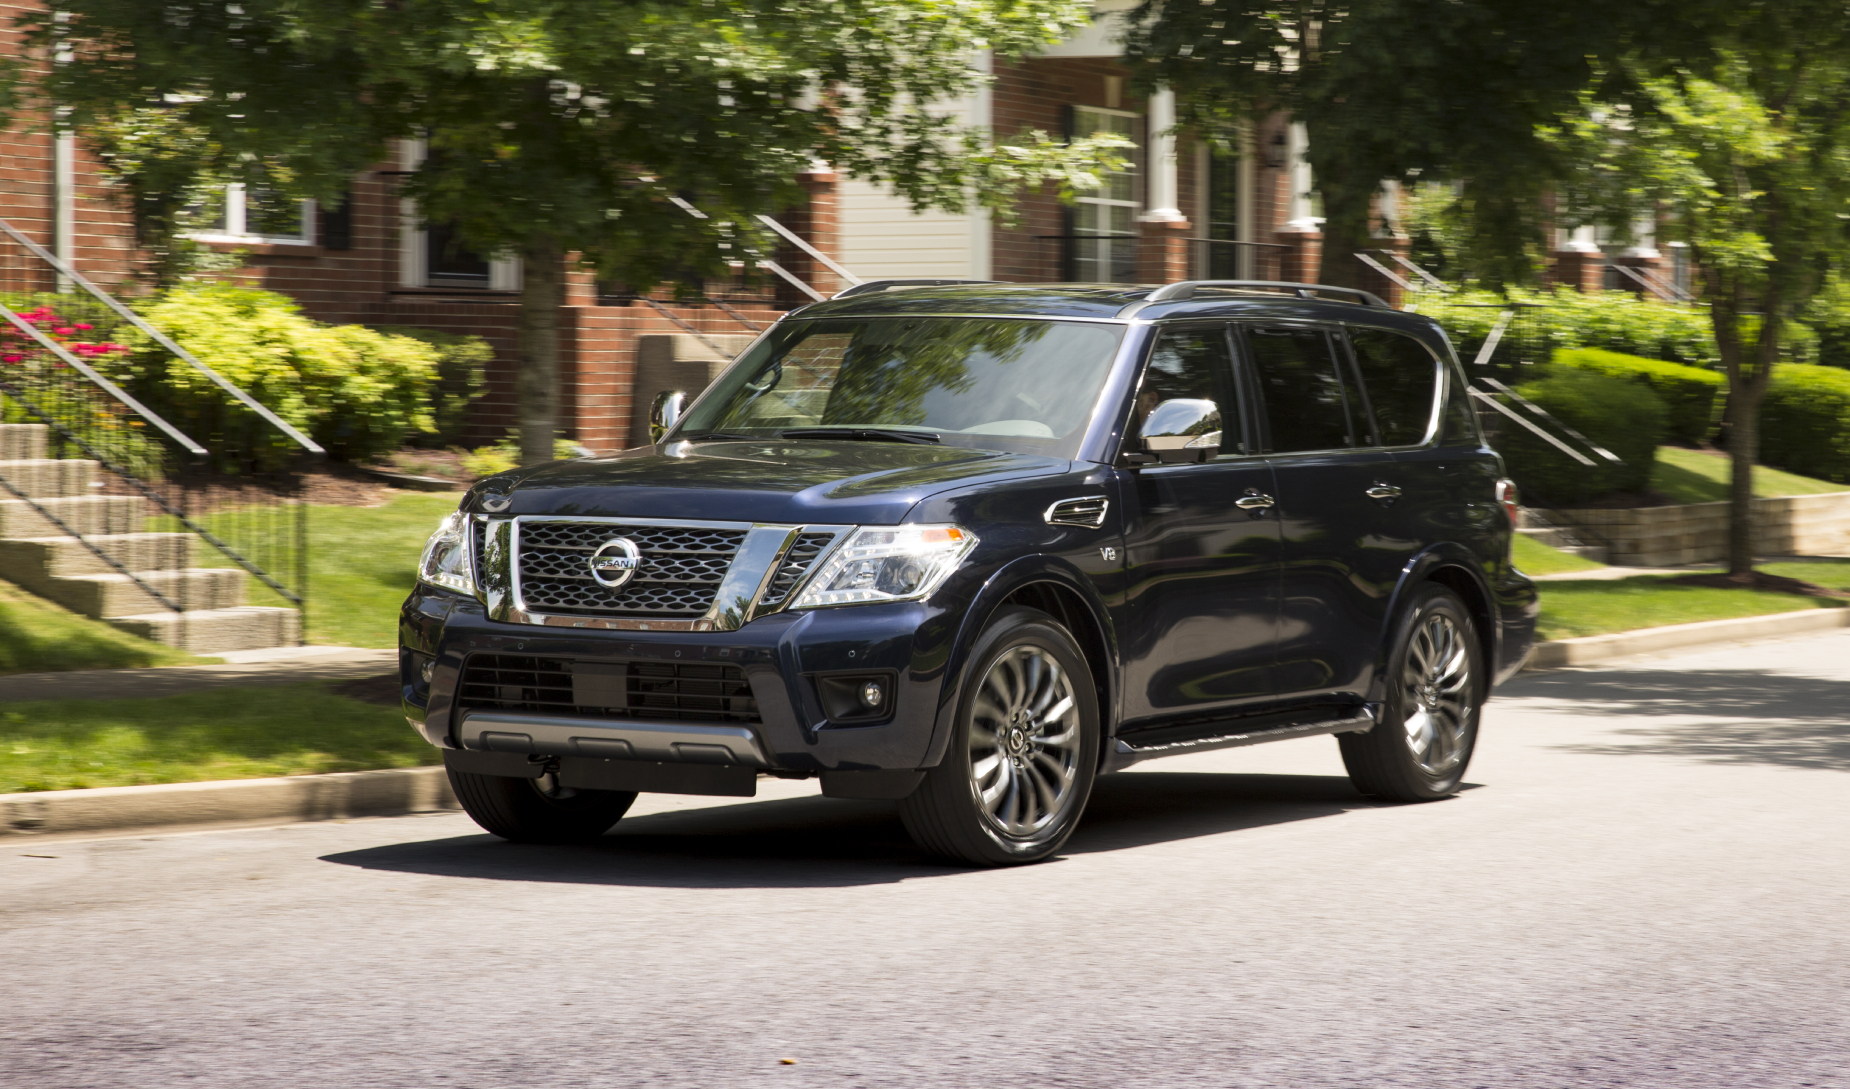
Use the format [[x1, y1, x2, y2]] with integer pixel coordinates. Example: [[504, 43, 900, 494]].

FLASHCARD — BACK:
[[836, 181, 981, 280]]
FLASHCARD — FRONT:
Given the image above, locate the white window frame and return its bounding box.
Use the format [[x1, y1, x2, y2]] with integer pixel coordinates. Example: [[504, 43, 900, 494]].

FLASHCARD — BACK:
[[188, 183, 316, 246], [396, 138, 522, 291], [1070, 104, 1141, 283]]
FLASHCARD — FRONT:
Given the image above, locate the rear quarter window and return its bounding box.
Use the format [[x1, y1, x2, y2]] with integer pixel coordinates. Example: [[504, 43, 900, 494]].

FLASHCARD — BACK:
[[1347, 326, 1440, 446]]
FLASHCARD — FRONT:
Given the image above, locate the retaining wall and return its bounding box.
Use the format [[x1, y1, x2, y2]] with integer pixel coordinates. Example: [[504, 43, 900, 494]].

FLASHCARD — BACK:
[[1546, 491, 1850, 567]]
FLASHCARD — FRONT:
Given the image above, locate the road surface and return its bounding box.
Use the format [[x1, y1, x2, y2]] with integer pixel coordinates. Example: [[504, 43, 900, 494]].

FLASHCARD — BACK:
[[4, 631, 1848, 1088]]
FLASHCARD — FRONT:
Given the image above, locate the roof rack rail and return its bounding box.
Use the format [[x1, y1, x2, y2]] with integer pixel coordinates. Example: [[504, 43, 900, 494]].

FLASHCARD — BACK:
[[832, 278, 1002, 299], [1144, 280, 1389, 308]]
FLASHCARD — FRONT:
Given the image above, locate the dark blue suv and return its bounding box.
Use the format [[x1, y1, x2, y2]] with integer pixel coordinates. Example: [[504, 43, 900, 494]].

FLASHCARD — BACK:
[[401, 280, 1538, 865]]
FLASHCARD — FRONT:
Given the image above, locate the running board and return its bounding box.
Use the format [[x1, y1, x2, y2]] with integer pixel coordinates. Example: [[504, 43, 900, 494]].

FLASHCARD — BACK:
[[1110, 707, 1376, 767]]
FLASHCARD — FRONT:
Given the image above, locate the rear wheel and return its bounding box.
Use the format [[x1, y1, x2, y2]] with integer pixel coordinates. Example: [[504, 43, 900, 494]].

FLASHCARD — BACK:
[[900, 607, 1099, 866], [1339, 584, 1483, 802], [448, 766, 637, 844]]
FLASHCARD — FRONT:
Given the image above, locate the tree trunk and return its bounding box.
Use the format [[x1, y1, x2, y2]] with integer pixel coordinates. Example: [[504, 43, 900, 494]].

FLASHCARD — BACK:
[[1315, 170, 1375, 291], [516, 234, 565, 467], [1711, 296, 1780, 577]]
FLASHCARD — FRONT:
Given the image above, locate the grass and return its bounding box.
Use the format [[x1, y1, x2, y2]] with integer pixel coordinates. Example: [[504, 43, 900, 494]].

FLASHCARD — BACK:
[[1512, 533, 1606, 575], [0, 581, 215, 676], [187, 492, 459, 648], [0, 682, 435, 793], [1534, 559, 1850, 641], [1650, 446, 1847, 505]]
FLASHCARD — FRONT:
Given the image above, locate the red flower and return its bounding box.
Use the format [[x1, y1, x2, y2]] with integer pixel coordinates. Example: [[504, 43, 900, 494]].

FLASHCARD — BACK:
[[53, 327, 74, 336], [74, 323, 93, 331], [2, 354, 23, 363]]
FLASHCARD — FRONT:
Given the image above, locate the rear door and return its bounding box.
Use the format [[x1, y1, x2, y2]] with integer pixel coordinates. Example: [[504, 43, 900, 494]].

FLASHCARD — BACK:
[[1242, 322, 1414, 701], [1115, 323, 1281, 727]]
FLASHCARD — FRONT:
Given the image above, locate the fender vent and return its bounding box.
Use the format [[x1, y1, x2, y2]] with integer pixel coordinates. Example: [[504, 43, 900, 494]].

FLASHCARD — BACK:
[[1044, 496, 1110, 528]]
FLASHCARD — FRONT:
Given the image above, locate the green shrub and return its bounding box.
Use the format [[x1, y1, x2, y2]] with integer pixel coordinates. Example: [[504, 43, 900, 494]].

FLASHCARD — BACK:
[[1802, 272, 1850, 370], [1415, 287, 1723, 368], [1761, 364, 1850, 484], [371, 326, 492, 446], [1499, 368, 1666, 506], [1553, 347, 1723, 445], [112, 285, 442, 462]]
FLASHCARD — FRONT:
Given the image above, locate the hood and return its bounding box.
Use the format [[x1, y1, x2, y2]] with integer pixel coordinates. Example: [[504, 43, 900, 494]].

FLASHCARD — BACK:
[[478, 440, 1073, 525]]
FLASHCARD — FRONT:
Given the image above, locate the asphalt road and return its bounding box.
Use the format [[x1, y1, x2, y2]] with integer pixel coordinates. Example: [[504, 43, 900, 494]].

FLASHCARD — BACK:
[[4, 632, 1849, 1089]]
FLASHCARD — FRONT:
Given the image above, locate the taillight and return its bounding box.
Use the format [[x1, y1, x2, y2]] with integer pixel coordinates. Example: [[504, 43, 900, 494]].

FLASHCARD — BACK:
[[1495, 478, 1520, 529]]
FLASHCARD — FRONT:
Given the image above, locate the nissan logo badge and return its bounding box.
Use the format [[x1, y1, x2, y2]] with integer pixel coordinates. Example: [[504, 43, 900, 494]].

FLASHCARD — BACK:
[[588, 538, 643, 589]]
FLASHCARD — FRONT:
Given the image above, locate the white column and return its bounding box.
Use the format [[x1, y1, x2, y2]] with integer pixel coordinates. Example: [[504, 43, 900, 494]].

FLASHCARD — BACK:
[[52, 13, 74, 292], [1283, 121, 1322, 232], [1557, 224, 1600, 253], [1236, 124, 1256, 278], [397, 138, 427, 288], [967, 50, 993, 278], [1621, 215, 1660, 259], [1138, 86, 1184, 223]]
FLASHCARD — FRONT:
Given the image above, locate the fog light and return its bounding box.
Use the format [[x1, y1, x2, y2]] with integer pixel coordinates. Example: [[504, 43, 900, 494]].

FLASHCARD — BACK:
[[859, 681, 884, 708], [419, 658, 436, 685]]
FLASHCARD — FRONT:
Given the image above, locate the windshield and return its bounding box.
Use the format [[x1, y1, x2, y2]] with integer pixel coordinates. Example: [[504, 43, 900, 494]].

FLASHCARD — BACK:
[[674, 317, 1124, 456]]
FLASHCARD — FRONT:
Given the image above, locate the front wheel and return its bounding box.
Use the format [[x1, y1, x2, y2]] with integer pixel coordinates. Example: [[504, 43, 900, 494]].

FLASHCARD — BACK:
[[1339, 584, 1483, 802], [900, 607, 1100, 866], [448, 766, 637, 844]]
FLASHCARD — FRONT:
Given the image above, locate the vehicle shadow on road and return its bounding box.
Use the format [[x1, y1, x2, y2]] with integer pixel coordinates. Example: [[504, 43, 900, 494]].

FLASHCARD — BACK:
[[318, 772, 1375, 888], [1500, 668, 1850, 771]]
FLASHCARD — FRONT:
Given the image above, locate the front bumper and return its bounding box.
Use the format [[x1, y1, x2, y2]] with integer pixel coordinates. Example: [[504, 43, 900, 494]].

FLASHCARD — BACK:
[[400, 586, 959, 776]]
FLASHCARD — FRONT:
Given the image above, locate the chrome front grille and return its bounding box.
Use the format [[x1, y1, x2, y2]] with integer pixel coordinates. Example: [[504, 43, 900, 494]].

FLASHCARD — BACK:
[[515, 520, 748, 617], [457, 653, 759, 723], [757, 531, 841, 607]]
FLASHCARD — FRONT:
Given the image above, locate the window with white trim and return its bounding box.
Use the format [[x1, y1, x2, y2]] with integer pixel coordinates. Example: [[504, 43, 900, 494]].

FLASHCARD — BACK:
[[189, 183, 315, 245], [1069, 105, 1139, 283]]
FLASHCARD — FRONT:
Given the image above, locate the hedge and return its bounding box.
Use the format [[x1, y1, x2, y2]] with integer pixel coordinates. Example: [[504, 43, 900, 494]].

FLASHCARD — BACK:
[[1761, 364, 1850, 484], [1499, 368, 1665, 506], [1414, 288, 1723, 369], [1553, 348, 1723, 446], [371, 325, 491, 446], [112, 285, 446, 463]]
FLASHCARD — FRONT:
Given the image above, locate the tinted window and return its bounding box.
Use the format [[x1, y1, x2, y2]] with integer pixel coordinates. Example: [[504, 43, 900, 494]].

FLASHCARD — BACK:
[[1440, 363, 1481, 445], [1347, 327, 1438, 446], [1244, 325, 1354, 453], [1133, 326, 1245, 454]]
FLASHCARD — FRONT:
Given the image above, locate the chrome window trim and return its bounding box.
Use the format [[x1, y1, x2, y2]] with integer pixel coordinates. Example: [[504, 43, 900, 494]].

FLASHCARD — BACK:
[[480, 514, 852, 632]]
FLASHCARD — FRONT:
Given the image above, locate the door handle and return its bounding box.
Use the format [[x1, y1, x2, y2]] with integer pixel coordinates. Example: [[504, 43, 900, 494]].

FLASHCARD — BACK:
[[1235, 492, 1276, 511], [1365, 483, 1402, 503]]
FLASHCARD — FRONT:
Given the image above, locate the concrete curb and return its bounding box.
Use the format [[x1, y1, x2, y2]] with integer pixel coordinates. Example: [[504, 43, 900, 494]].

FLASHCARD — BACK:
[[0, 765, 456, 839], [1524, 607, 1850, 670]]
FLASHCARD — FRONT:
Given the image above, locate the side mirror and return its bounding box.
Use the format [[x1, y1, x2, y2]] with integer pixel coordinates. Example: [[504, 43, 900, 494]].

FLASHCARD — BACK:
[[649, 389, 687, 443], [1138, 398, 1222, 463]]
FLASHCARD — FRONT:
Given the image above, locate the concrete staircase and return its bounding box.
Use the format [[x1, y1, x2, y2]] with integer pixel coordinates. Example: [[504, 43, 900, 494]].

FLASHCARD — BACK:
[[0, 423, 300, 652], [1516, 508, 1608, 564]]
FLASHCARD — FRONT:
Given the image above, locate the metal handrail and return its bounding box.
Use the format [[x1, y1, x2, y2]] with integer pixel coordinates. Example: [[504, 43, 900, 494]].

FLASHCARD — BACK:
[[0, 217, 324, 454]]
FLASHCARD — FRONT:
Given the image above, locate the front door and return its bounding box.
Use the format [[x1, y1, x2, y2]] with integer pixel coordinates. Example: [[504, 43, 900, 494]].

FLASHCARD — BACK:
[[1242, 322, 1417, 701], [1116, 324, 1281, 728]]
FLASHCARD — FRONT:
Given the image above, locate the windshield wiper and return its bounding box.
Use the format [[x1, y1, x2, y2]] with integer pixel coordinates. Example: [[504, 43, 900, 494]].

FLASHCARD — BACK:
[[779, 427, 942, 445]]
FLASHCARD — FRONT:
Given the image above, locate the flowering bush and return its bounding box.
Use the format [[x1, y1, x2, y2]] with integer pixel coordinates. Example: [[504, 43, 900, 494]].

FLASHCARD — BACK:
[[0, 303, 132, 368]]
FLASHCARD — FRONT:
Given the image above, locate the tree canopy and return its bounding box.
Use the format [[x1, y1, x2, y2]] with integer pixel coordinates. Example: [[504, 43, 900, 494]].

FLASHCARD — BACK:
[[13, 0, 1123, 459]]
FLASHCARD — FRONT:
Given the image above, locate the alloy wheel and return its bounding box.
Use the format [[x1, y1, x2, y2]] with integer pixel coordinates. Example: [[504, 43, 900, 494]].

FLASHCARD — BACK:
[[968, 644, 1083, 837], [1399, 612, 1473, 776]]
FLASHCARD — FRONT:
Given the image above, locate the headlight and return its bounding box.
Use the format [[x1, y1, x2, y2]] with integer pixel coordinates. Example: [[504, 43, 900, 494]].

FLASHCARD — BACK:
[[789, 524, 977, 609], [418, 510, 475, 595]]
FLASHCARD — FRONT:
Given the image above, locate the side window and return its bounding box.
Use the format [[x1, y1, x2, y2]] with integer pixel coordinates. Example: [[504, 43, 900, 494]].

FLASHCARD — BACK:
[[1440, 362, 1482, 445], [1347, 327, 1440, 447], [1131, 325, 1246, 454], [1243, 325, 1355, 453]]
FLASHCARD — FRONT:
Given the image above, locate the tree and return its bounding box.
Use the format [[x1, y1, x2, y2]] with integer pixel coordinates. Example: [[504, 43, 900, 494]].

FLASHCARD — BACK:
[[1552, 23, 1850, 577], [1121, 1, 1614, 290], [14, 0, 1125, 463]]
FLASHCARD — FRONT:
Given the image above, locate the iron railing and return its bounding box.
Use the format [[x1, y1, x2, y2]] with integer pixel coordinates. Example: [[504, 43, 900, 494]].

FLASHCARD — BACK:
[[0, 219, 321, 650]]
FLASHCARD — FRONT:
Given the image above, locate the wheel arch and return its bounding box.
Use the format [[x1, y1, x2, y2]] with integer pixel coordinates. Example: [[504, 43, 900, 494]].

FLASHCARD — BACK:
[[921, 556, 1119, 769], [1373, 544, 1498, 703]]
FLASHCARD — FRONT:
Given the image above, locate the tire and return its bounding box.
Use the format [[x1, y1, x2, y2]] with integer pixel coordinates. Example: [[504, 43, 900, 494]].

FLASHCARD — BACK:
[[900, 607, 1100, 866], [1339, 583, 1484, 802], [448, 766, 637, 844]]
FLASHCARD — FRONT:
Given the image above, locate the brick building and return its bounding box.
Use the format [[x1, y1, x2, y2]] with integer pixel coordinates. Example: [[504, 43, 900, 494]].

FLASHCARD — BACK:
[[0, 1, 1671, 454]]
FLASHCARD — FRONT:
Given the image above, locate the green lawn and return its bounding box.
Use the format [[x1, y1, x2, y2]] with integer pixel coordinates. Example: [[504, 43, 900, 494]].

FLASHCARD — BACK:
[[0, 581, 214, 675], [188, 492, 458, 648], [0, 681, 435, 793], [1650, 446, 1847, 505], [1535, 564, 1850, 641], [1512, 533, 1607, 575]]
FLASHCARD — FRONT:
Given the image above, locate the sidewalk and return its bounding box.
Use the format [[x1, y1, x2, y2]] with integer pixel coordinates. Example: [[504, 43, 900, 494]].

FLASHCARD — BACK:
[[0, 645, 395, 703]]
